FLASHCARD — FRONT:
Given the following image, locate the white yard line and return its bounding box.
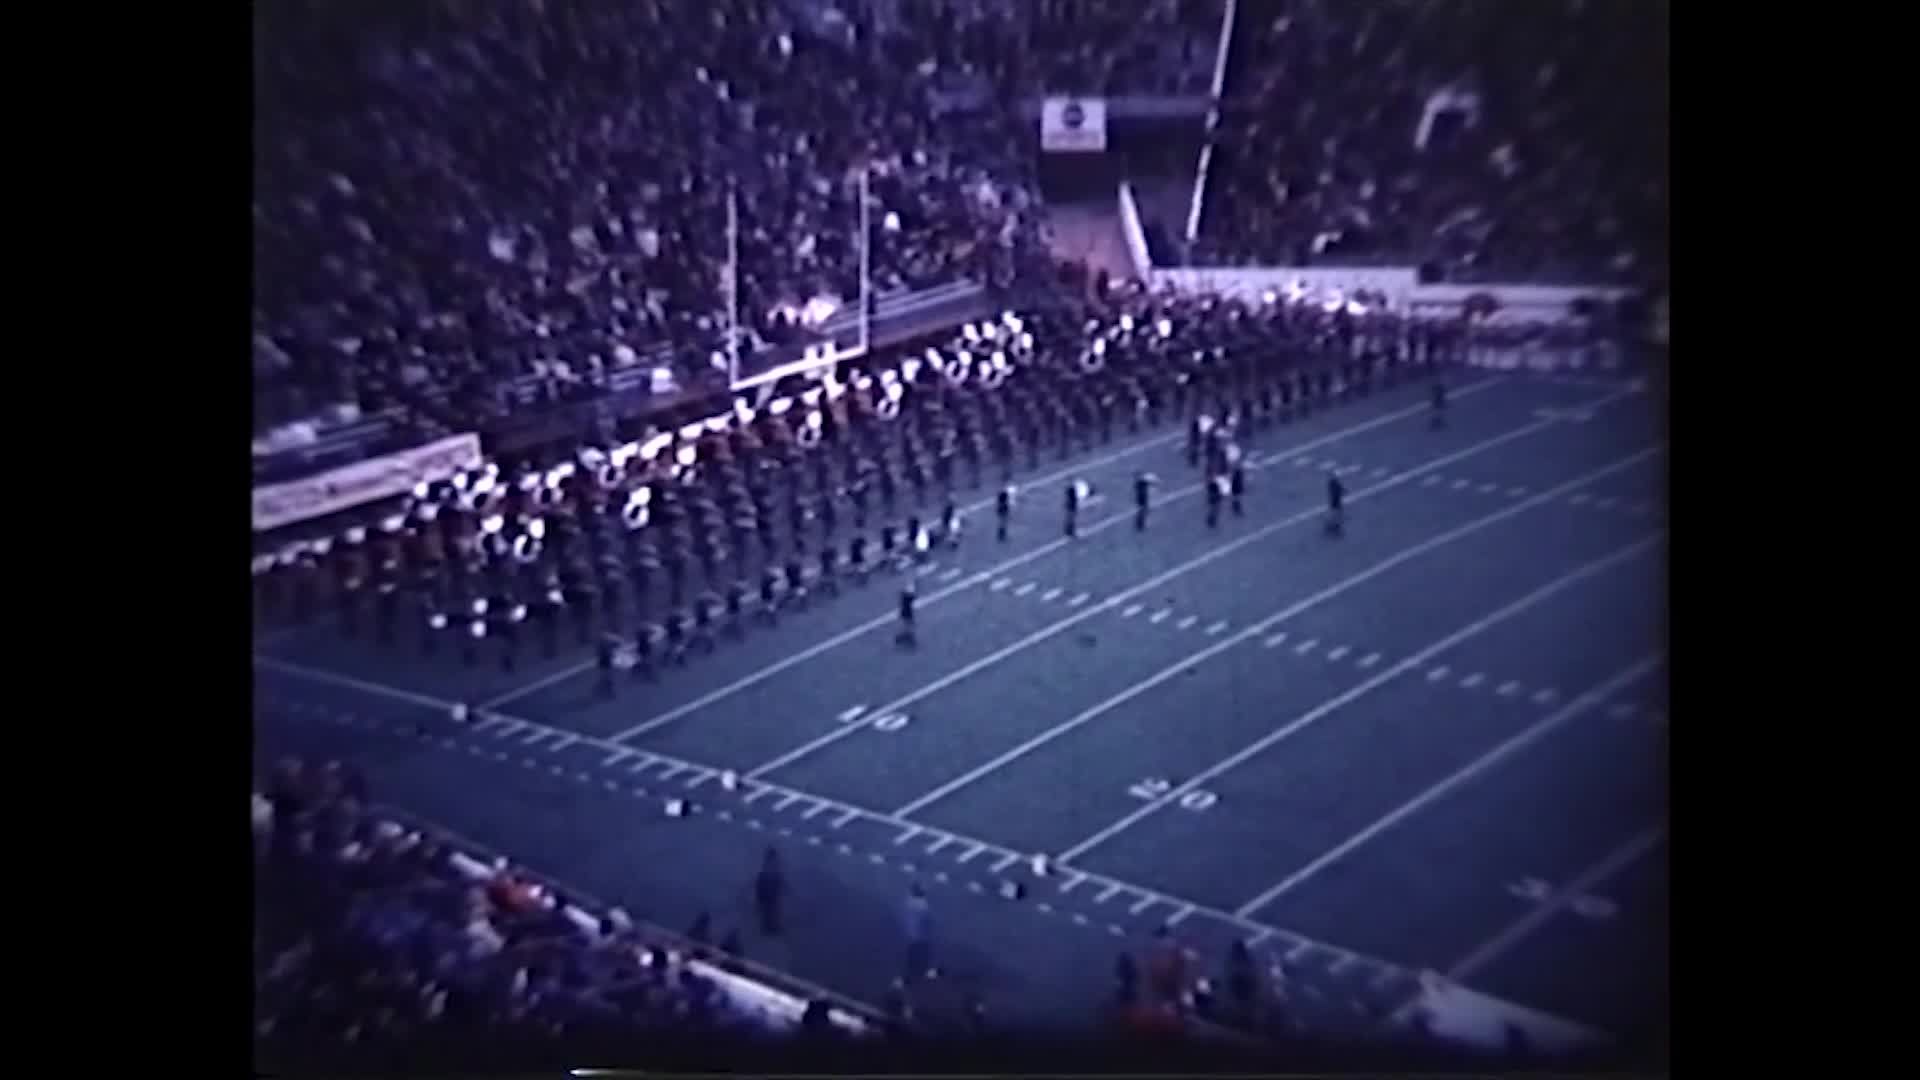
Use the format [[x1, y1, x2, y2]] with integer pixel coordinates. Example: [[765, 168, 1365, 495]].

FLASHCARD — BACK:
[[257, 650, 1600, 1041], [897, 465, 1662, 819], [747, 414, 1640, 782], [1232, 658, 1663, 917], [1445, 826, 1665, 982], [1050, 530, 1663, 860], [595, 381, 1509, 740]]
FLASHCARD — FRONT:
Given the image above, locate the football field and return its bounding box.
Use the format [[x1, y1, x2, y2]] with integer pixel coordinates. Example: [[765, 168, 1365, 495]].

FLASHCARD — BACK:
[[255, 372, 1668, 1049]]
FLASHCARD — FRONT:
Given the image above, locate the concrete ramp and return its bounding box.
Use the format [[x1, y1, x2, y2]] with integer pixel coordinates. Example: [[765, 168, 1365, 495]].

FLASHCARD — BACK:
[[1044, 202, 1140, 284]]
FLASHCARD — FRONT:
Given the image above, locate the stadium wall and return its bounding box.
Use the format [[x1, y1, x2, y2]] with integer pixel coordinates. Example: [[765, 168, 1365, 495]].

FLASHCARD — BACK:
[[252, 432, 483, 532]]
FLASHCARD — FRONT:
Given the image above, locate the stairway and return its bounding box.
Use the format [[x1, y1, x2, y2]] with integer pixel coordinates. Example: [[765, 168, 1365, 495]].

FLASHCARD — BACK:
[[1042, 202, 1140, 284]]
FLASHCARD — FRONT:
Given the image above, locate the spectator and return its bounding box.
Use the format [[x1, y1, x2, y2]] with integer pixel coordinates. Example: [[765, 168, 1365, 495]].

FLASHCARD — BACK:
[[1226, 939, 1259, 1024], [902, 882, 934, 982], [253, 792, 275, 847], [883, 977, 915, 1026], [254, 757, 850, 1064], [964, 991, 988, 1036], [1146, 924, 1189, 1007], [1114, 950, 1139, 1005], [754, 846, 785, 937], [1196, 0, 1665, 283]]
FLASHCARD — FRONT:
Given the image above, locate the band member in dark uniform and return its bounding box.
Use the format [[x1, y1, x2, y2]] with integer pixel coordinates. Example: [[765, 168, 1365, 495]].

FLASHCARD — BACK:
[[596, 631, 619, 698], [850, 534, 870, 585], [725, 581, 748, 638], [759, 567, 781, 625], [652, 608, 681, 665], [632, 621, 658, 681], [896, 582, 917, 648], [783, 549, 808, 610]]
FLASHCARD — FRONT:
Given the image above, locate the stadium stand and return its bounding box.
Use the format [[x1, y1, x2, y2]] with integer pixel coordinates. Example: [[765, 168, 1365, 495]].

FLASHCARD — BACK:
[[255, 0, 1663, 1067], [254, 755, 876, 1068], [1193, 0, 1666, 283], [252, 0, 1068, 445]]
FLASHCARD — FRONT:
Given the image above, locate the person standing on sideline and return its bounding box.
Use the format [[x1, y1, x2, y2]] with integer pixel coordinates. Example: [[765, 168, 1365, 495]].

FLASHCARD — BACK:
[[1431, 379, 1448, 429], [755, 847, 785, 937], [903, 882, 935, 981], [1326, 471, 1346, 536], [896, 582, 918, 648]]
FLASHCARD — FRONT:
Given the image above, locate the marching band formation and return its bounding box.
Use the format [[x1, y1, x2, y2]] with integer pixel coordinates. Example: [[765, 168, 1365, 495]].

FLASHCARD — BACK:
[[254, 298, 1463, 681]]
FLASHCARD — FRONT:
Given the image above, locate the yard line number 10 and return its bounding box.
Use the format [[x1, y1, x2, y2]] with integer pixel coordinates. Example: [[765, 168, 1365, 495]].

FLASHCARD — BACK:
[[1128, 777, 1218, 812]]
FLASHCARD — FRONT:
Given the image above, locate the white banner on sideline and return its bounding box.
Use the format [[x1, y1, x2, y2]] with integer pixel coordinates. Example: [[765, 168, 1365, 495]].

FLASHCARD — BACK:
[[252, 432, 483, 532]]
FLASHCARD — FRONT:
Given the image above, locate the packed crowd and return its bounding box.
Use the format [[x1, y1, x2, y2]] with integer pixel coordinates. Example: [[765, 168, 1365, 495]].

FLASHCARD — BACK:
[[901, 0, 1225, 98], [254, 755, 865, 1066], [252, 0, 1106, 439], [1194, 0, 1666, 284], [253, 0, 1652, 449]]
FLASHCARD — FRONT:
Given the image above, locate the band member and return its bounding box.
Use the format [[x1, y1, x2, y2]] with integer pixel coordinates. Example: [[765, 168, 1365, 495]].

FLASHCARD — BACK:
[[850, 534, 871, 585], [896, 582, 918, 648], [596, 631, 619, 698], [1065, 480, 1089, 539]]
